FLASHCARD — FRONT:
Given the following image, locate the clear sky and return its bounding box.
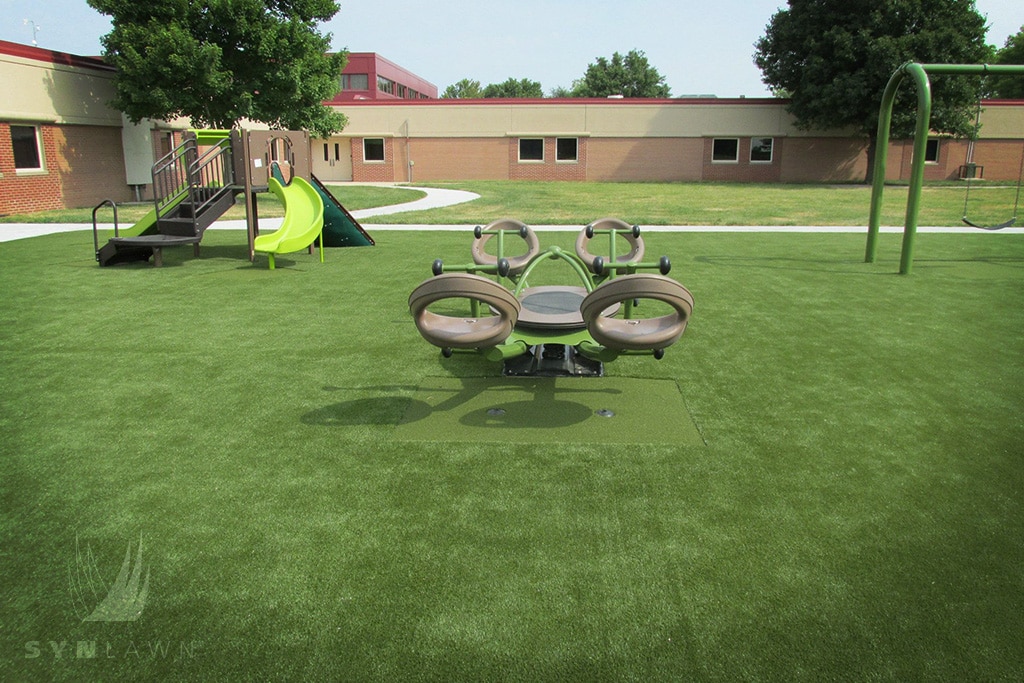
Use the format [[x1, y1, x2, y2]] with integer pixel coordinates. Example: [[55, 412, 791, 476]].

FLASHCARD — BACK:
[[2, 0, 1021, 97]]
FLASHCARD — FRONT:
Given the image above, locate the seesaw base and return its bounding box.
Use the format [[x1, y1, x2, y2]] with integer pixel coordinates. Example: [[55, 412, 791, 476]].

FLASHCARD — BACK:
[[502, 344, 604, 378]]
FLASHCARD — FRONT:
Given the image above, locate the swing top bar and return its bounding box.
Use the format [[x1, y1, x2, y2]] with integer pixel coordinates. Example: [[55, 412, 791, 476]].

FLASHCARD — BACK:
[[864, 62, 1024, 274]]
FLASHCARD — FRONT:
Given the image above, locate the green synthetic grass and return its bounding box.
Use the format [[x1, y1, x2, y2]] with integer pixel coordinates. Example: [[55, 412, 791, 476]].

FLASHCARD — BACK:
[[360, 180, 1023, 228], [3, 180, 1021, 229], [395, 377, 703, 445], [1, 228, 1023, 681], [0, 185, 426, 224]]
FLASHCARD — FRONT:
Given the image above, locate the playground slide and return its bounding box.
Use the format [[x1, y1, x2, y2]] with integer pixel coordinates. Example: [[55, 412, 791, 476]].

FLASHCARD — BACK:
[[114, 192, 187, 238], [253, 176, 324, 269], [309, 174, 375, 247]]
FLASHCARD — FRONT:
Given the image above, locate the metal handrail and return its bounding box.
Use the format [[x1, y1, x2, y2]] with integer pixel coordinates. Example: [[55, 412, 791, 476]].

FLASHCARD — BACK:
[[151, 135, 234, 235], [152, 137, 197, 220], [92, 199, 118, 260], [185, 139, 234, 227]]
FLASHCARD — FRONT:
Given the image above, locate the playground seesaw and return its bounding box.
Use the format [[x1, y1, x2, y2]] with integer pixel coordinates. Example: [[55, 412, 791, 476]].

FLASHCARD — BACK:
[[409, 218, 694, 377]]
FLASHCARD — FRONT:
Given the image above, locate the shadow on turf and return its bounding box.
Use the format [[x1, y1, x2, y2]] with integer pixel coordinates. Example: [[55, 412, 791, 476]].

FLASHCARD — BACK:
[[301, 381, 614, 430], [694, 255, 880, 274]]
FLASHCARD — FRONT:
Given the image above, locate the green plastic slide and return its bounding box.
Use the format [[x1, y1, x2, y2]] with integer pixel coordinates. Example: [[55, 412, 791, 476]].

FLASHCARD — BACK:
[[253, 176, 325, 269], [115, 192, 187, 238]]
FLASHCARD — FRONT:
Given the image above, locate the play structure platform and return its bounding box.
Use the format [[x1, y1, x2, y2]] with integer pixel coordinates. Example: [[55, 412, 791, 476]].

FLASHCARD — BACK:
[[94, 128, 373, 267], [409, 218, 694, 377]]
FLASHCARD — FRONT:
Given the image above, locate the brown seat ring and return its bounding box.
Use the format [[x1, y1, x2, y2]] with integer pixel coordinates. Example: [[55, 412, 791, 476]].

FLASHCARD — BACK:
[[579, 274, 694, 351], [409, 273, 521, 349], [575, 217, 645, 268], [471, 218, 541, 276]]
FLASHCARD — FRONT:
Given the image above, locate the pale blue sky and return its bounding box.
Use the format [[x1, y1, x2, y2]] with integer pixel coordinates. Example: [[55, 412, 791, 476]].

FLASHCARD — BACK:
[[2, 0, 1021, 97]]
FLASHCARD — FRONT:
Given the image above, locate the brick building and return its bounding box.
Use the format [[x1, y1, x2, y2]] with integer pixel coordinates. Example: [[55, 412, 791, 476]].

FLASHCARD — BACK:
[[2, 38, 1023, 214], [329, 52, 437, 102]]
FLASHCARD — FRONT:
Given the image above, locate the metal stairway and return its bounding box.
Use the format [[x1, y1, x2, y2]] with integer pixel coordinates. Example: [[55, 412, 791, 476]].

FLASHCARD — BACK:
[[96, 133, 238, 266]]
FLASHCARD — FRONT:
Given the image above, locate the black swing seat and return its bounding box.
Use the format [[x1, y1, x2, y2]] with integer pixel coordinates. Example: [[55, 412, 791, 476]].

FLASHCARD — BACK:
[[961, 216, 1016, 231]]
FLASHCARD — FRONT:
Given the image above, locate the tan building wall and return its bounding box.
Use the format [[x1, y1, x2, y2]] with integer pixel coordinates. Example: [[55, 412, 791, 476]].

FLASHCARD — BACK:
[[331, 98, 1024, 185], [4, 37, 1024, 213]]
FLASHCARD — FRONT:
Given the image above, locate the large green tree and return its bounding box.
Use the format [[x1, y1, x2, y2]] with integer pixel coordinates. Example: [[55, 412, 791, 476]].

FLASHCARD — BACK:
[[482, 78, 544, 98], [754, 0, 990, 180], [990, 27, 1024, 99], [441, 78, 483, 99], [572, 50, 671, 98], [88, 0, 347, 137]]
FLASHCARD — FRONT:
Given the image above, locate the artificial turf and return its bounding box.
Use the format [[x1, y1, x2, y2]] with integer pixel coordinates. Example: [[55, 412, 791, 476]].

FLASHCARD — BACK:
[[1, 227, 1022, 681]]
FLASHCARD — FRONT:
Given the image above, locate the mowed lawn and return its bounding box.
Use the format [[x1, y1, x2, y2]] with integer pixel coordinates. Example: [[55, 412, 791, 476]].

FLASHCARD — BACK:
[[1, 190, 1023, 680]]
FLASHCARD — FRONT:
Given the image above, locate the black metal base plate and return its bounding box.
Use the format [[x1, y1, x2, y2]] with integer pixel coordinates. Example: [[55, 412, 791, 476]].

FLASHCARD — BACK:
[[502, 344, 604, 377]]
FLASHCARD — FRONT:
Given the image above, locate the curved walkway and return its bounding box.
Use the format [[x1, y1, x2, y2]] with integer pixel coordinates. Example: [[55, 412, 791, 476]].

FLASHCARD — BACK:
[[3, 184, 1024, 242], [0, 185, 481, 242], [348, 185, 480, 218]]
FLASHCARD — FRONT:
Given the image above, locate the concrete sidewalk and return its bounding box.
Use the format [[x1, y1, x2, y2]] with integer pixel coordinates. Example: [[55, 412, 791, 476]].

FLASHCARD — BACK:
[[2, 182, 1023, 242]]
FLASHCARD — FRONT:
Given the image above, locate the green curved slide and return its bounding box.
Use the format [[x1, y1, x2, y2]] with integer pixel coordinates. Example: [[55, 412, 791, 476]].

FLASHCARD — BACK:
[[253, 176, 325, 269]]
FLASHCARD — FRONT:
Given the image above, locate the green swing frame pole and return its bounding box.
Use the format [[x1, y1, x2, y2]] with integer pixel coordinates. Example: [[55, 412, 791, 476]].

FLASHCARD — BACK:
[[865, 62, 1024, 274]]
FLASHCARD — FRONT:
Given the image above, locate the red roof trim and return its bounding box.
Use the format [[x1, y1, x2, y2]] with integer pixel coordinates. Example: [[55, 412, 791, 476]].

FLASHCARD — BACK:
[[0, 39, 114, 72], [334, 97, 788, 106]]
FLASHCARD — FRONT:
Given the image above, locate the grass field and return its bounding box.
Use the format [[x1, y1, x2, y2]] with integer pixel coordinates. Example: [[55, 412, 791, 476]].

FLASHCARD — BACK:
[[2, 180, 1021, 229], [1, 200, 1023, 680]]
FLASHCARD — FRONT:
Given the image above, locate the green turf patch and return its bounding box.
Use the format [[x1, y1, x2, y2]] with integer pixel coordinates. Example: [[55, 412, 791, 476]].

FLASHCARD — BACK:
[[396, 376, 704, 445]]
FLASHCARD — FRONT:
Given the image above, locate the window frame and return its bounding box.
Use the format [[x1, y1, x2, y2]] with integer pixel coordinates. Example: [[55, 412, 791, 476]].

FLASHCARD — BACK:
[[555, 137, 578, 163], [363, 137, 385, 163], [711, 138, 740, 164], [749, 137, 774, 164], [518, 138, 544, 163], [925, 138, 940, 164], [11, 124, 44, 172], [341, 73, 369, 91]]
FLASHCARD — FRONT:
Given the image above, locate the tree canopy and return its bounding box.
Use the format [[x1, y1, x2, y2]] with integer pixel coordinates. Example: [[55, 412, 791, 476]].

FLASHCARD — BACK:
[[441, 78, 483, 99], [571, 50, 671, 98], [482, 78, 544, 98], [88, 0, 347, 137], [990, 27, 1024, 99], [754, 0, 990, 149]]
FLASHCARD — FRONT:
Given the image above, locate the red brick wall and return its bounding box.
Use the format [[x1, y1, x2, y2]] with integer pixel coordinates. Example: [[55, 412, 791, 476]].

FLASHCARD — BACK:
[[54, 125, 135, 208], [781, 138, 869, 183], [701, 137, 783, 182], [888, 138, 1024, 181], [586, 138, 702, 182], [350, 137, 395, 182], [0, 123, 64, 215], [509, 137, 587, 181], [402, 138, 509, 181]]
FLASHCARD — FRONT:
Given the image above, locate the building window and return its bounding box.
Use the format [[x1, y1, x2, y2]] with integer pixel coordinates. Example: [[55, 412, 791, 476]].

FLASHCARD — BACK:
[[712, 138, 739, 163], [342, 73, 369, 91], [750, 137, 774, 163], [11, 125, 43, 171], [377, 76, 395, 95], [925, 139, 940, 163], [519, 138, 544, 162], [363, 138, 385, 162], [556, 138, 578, 162]]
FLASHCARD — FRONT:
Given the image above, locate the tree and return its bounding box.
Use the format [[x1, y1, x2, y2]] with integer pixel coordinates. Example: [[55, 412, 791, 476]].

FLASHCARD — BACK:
[[87, 0, 347, 137], [442, 78, 483, 99], [571, 50, 671, 98], [754, 0, 990, 181], [990, 27, 1024, 99], [482, 78, 544, 98]]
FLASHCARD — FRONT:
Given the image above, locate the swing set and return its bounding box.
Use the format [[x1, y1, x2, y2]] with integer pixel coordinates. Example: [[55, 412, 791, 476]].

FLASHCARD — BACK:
[[960, 95, 1024, 230], [865, 62, 1024, 273]]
